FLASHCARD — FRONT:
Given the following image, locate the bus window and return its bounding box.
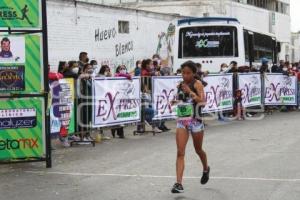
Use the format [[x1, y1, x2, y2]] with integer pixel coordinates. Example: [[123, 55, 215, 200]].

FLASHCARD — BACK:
[[178, 26, 238, 58], [253, 33, 274, 62], [244, 30, 249, 61]]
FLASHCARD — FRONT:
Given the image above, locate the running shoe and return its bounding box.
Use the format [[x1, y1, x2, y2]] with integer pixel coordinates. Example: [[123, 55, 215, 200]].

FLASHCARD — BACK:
[[201, 166, 210, 185], [153, 127, 163, 133], [171, 183, 184, 193], [62, 140, 70, 148]]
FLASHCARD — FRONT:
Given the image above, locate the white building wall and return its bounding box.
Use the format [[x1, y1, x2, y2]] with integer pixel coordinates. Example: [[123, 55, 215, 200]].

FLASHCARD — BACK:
[[47, 0, 179, 72], [291, 33, 300, 63]]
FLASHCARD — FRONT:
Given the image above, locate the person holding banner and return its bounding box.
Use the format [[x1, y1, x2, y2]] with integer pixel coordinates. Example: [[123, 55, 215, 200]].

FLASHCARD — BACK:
[[171, 61, 210, 193]]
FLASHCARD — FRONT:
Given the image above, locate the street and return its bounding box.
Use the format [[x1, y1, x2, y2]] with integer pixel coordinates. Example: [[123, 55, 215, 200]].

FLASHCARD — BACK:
[[1, 111, 300, 200]]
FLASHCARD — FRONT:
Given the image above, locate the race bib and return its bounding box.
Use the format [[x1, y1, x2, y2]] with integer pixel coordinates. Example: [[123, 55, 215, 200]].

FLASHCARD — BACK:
[[177, 103, 194, 118]]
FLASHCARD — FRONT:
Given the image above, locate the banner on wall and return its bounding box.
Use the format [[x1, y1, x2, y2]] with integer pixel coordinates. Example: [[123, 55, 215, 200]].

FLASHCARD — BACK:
[[264, 74, 298, 105], [0, 34, 43, 93], [50, 78, 75, 135], [92, 77, 141, 127], [0, 98, 45, 160], [238, 73, 262, 108], [152, 76, 181, 120], [0, 0, 41, 29], [202, 74, 233, 113]]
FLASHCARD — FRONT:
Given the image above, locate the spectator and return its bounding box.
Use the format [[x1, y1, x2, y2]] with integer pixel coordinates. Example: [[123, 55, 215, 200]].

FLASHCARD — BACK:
[[142, 85, 163, 133], [111, 65, 132, 139], [115, 65, 132, 80], [98, 65, 112, 77], [196, 63, 204, 78], [279, 60, 285, 71], [175, 69, 182, 76], [57, 61, 68, 74], [134, 60, 142, 76], [152, 54, 161, 62], [160, 60, 172, 76], [79, 63, 93, 80], [271, 64, 281, 73], [250, 65, 259, 72], [79, 64, 94, 141], [260, 58, 270, 74], [282, 62, 289, 76], [49, 64, 63, 80], [141, 59, 152, 76], [153, 60, 161, 76], [63, 61, 79, 79], [90, 60, 100, 76], [78, 52, 89, 73], [228, 61, 238, 73], [219, 63, 228, 74]]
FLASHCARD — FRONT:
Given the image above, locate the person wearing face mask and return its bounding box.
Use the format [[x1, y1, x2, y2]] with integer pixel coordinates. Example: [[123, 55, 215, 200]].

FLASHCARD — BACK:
[[219, 63, 228, 74], [63, 61, 79, 79], [282, 62, 289, 76], [110, 65, 132, 139], [115, 65, 132, 80], [90, 60, 100, 77]]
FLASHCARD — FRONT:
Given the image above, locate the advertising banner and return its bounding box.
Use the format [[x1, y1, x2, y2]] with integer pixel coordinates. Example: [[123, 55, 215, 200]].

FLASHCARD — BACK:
[[152, 76, 182, 120], [0, 0, 41, 29], [0, 65, 25, 91], [50, 78, 75, 135], [264, 74, 298, 105], [238, 73, 262, 108], [0, 98, 45, 160], [0, 34, 43, 93], [202, 74, 233, 113], [92, 77, 141, 127]]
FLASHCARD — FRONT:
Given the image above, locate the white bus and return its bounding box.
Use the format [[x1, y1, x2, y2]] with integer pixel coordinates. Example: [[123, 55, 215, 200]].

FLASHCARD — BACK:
[[173, 17, 280, 72]]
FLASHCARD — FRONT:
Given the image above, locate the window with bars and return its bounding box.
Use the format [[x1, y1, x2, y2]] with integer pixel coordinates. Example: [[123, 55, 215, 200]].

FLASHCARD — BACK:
[[118, 21, 130, 34]]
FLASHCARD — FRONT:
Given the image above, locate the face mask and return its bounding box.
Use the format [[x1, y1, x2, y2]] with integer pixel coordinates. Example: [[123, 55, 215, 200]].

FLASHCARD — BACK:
[[87, 69, 94, 74], [120, 69, 126, 74], [138, 64, 142, 68], [293, 67, 297, 70], [93, 65, 99, 69], [71, 67, 79, 74], [283, 68, 288, 72], [104, 72, 109, 76]]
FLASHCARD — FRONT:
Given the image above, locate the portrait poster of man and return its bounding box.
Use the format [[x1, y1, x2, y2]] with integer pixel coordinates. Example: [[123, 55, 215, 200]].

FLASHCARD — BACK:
[[0, 36, 25, 64]]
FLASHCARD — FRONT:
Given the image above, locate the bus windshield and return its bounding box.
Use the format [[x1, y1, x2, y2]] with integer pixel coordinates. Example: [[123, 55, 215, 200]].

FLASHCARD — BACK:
[[179, 26, 238, 58]]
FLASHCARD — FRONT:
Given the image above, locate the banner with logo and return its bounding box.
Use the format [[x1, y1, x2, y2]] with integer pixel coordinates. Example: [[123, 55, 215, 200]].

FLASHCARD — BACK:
[[264, 74, 298, 105], [238, 73, 262, 107], [50, 78, 75, 135], [0, 98, 45, 160], [0, 0, 41, 29], [0, 34, 43, 93], [92, 77, 141, 127], [0, 65, 25, 91], [152, 76, 182, 120], [203, 74, 233, 113]]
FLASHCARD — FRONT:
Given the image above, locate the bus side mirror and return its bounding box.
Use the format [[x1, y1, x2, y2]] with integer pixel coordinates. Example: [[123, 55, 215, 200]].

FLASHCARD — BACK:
[[276, 42, 281, 53]]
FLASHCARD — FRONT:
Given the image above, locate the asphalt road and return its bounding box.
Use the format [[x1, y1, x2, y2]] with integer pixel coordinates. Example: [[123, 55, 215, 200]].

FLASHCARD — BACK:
[[1, 111, 300, 200]]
